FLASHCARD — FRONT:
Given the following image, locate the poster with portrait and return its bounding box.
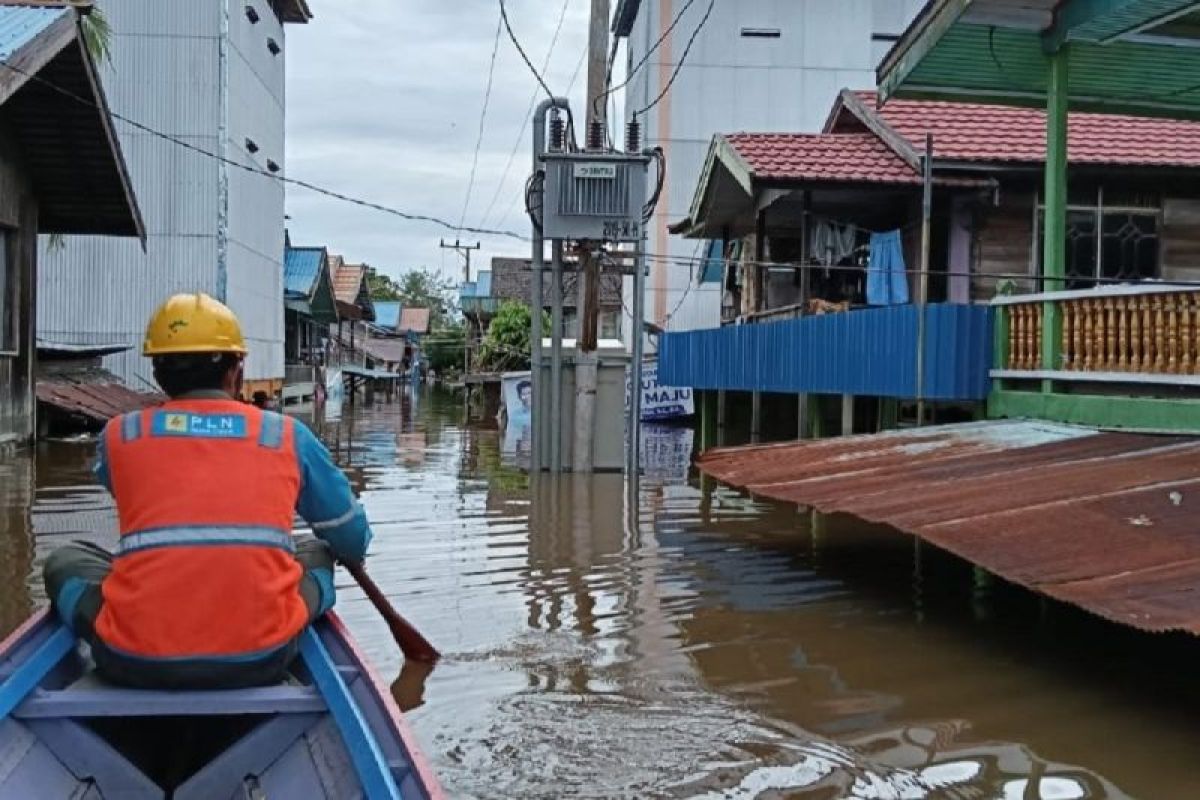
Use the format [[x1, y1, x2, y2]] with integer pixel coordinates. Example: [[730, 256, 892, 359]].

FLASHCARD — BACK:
[[501, 371, 533, 457]]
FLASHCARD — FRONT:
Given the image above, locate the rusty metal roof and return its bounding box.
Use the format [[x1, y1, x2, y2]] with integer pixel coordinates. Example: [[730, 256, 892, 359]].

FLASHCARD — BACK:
[[36, 377, 161, 425], [699, 421, 1200, 635]]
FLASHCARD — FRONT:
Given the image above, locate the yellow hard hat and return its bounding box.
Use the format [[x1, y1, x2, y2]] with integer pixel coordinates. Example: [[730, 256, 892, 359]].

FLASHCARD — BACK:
[[143, 293, 248, 357]]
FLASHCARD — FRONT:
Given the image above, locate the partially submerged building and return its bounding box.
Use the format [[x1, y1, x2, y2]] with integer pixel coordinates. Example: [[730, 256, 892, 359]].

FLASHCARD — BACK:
[[662, 89, 1200, 435], [681, 0, 1200, 643], [37, 0, 312, 398], [282, 241, 338, 405], [0, 3, 143, 445]]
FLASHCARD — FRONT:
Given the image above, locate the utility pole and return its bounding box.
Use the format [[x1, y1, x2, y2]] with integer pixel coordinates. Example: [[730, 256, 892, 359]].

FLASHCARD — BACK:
[[573, 0, 610, 473], [439, 239, 481, 284]]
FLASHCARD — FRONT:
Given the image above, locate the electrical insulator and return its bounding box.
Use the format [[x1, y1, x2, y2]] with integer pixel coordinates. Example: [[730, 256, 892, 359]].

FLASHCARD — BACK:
[[625, 119, 642, 154], [549, 113, 566, 152], [587, 120, 605, 152]]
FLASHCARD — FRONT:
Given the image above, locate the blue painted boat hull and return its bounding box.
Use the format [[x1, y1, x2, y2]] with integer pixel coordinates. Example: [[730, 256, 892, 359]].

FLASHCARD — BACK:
[[0, 611, 443, 799]]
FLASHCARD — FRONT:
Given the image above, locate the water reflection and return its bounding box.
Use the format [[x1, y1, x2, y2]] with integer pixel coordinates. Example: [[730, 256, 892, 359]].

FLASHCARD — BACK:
[[5, 388, 1200, 797]]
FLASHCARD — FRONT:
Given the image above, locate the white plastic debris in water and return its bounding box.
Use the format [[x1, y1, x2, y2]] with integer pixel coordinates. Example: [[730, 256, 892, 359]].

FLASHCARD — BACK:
[[1128, 515, 1154, 527], [1169, 491, 1184, 506]]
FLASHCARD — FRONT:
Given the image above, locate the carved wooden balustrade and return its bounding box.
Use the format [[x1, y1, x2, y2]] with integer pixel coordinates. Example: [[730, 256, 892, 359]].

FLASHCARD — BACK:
[[994, 286, 1200, 382]]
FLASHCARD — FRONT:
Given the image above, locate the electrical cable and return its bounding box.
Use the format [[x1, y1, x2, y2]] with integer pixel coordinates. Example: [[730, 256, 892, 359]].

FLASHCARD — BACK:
[[479, 0, 575, 229], [596, 0, 700, 120], [0, 58, 531, 241], [458, 7, 504, 233], [499, 0, 555, 102], [634, 0, 716, 119]]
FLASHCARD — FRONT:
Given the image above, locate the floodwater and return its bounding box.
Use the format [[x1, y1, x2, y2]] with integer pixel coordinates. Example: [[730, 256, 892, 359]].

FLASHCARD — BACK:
[[4, 388, 1200, 798]]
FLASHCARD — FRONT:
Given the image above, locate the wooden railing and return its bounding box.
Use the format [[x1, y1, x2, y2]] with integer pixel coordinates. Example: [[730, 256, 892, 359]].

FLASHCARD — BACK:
[[994, 286, 1200, 380]]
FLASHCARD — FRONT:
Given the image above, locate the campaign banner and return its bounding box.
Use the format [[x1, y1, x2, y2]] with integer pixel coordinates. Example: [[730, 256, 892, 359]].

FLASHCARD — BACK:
[[501, 371, 533, 457], [628, 359, 693, 421]]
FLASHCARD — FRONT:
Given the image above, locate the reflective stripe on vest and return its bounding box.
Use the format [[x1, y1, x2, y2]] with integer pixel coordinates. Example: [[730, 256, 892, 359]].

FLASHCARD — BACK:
[[117, 525, 296, 558], [121, 411, 142, 442]]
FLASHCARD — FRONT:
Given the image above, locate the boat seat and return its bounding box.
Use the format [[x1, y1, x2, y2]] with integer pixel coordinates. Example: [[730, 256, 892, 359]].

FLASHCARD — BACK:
[[11, 675, 328, 719]]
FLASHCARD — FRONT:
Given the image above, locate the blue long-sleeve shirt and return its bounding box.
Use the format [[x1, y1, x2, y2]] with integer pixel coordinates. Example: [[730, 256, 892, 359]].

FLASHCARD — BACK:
[[292, 419, 372, 564]]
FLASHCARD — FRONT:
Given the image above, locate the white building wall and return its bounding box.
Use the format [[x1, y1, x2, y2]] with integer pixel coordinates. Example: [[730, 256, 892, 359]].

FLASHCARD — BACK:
[[37, 0, 292, 387], [226, 2, 288, 383], [622, 0, 925, 338]]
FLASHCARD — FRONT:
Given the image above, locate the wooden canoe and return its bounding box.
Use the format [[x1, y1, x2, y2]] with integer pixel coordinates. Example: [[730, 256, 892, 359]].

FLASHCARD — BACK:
[[0, 610, 444, 799]]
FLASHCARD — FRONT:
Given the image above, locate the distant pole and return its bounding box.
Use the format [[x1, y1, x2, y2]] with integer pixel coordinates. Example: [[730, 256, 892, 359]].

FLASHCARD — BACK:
[[439, 239, 481, 284], [916, 133, 933, 427]]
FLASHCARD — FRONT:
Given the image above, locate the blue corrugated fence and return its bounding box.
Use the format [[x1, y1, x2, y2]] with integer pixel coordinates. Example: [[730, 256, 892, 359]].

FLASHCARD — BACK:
[[659, 304, 993, 401]]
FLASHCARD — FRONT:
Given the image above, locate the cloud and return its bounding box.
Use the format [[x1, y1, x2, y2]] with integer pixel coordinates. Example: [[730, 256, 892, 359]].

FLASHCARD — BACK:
[[285, 0, 602, 283]]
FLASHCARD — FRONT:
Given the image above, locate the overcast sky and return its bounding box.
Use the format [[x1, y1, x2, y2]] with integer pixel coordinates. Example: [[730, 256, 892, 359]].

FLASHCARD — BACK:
[[286, 0, 612, 284]]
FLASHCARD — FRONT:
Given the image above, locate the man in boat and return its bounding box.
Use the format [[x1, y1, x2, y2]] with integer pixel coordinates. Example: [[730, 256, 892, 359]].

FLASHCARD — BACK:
[[42, 293, 373, 690]]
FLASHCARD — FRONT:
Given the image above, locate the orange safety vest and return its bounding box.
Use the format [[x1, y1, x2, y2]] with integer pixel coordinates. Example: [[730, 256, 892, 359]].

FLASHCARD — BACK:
[[94, 399, 310, 661]]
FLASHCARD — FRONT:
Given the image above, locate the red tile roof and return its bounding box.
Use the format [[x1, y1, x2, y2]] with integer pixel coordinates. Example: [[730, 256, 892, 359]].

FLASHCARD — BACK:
[[726, 133, 921, 184], [850, 91, 1200, 167]]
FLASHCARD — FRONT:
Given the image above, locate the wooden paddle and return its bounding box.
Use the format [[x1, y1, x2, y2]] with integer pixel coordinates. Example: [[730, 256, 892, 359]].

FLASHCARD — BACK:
[[344, 561, 440, 663]]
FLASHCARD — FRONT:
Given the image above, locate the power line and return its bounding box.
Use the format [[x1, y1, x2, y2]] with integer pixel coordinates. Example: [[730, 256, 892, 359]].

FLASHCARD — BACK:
[[458, 7, 504, 233], [479, 0, 574, 229], [499, 0, 555, 101], [635, 0, 716, 119], [0, 58, 530, 242], [596, 0, 699, 118], [494, 47, 588, 230]]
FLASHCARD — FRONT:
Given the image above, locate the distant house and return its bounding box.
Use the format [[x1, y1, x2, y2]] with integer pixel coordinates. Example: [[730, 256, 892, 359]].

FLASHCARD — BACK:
[[0, 3, 143, 445], [461, 257, 622, 374], [330, 257, 375, 365], [283, 243, 338, 364], [362, 301, 430, 374]]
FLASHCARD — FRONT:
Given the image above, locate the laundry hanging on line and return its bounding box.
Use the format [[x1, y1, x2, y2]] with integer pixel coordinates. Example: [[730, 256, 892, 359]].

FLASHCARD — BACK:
[[867, 230, 910, 306]]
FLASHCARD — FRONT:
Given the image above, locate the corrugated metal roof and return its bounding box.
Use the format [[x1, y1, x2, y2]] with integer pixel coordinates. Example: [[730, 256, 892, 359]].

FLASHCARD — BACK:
[[0, 4, 66, 59], [0, 3, 143, 237], [699, 420, 1200, 635], [373, 301, 401, 330], [361, 337, 409, 364], [36, 376, 162, 425], [284, 246, 324, 297]]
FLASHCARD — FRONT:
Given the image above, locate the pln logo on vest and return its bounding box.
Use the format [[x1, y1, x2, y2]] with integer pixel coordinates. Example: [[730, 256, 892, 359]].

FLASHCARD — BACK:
[[154, 411, 247, 439]]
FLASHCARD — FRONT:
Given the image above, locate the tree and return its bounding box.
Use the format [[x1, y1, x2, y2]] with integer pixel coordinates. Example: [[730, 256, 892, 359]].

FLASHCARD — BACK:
[[477, 302, 547, 373], [366, 268, 403, 301], [424, 321, 466, 374], [395, 268, 457, 328]]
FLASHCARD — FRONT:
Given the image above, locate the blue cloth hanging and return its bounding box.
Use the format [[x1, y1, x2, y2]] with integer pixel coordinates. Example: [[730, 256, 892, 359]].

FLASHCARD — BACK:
[[867, 230, 910, 306]]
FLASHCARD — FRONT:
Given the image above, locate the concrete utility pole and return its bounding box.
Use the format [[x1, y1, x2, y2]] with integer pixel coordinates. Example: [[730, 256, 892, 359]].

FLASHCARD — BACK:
[[439, 239, 481, 284], [573, 0, 610, 474]]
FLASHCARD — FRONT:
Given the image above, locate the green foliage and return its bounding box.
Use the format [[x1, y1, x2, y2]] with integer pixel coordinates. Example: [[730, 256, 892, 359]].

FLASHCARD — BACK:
[[424, 321, 466, 374], [477, 302, 546, 373], [82, 8, 113, 66], [368, 267, 457, 328], [397, 268, 457, 327]]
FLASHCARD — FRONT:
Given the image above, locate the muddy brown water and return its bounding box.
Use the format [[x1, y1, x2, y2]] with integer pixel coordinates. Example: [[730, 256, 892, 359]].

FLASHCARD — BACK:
[[3, 388, 1200, 798]]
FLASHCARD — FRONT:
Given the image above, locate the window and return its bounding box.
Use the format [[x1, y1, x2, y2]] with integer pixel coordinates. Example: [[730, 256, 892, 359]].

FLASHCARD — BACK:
[[267, 37, 281, 56], [0, 229, 14, 353], [1036, 188, 1160, 290], [244, 4, 260, 23], [700, 239, 724, 284]]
